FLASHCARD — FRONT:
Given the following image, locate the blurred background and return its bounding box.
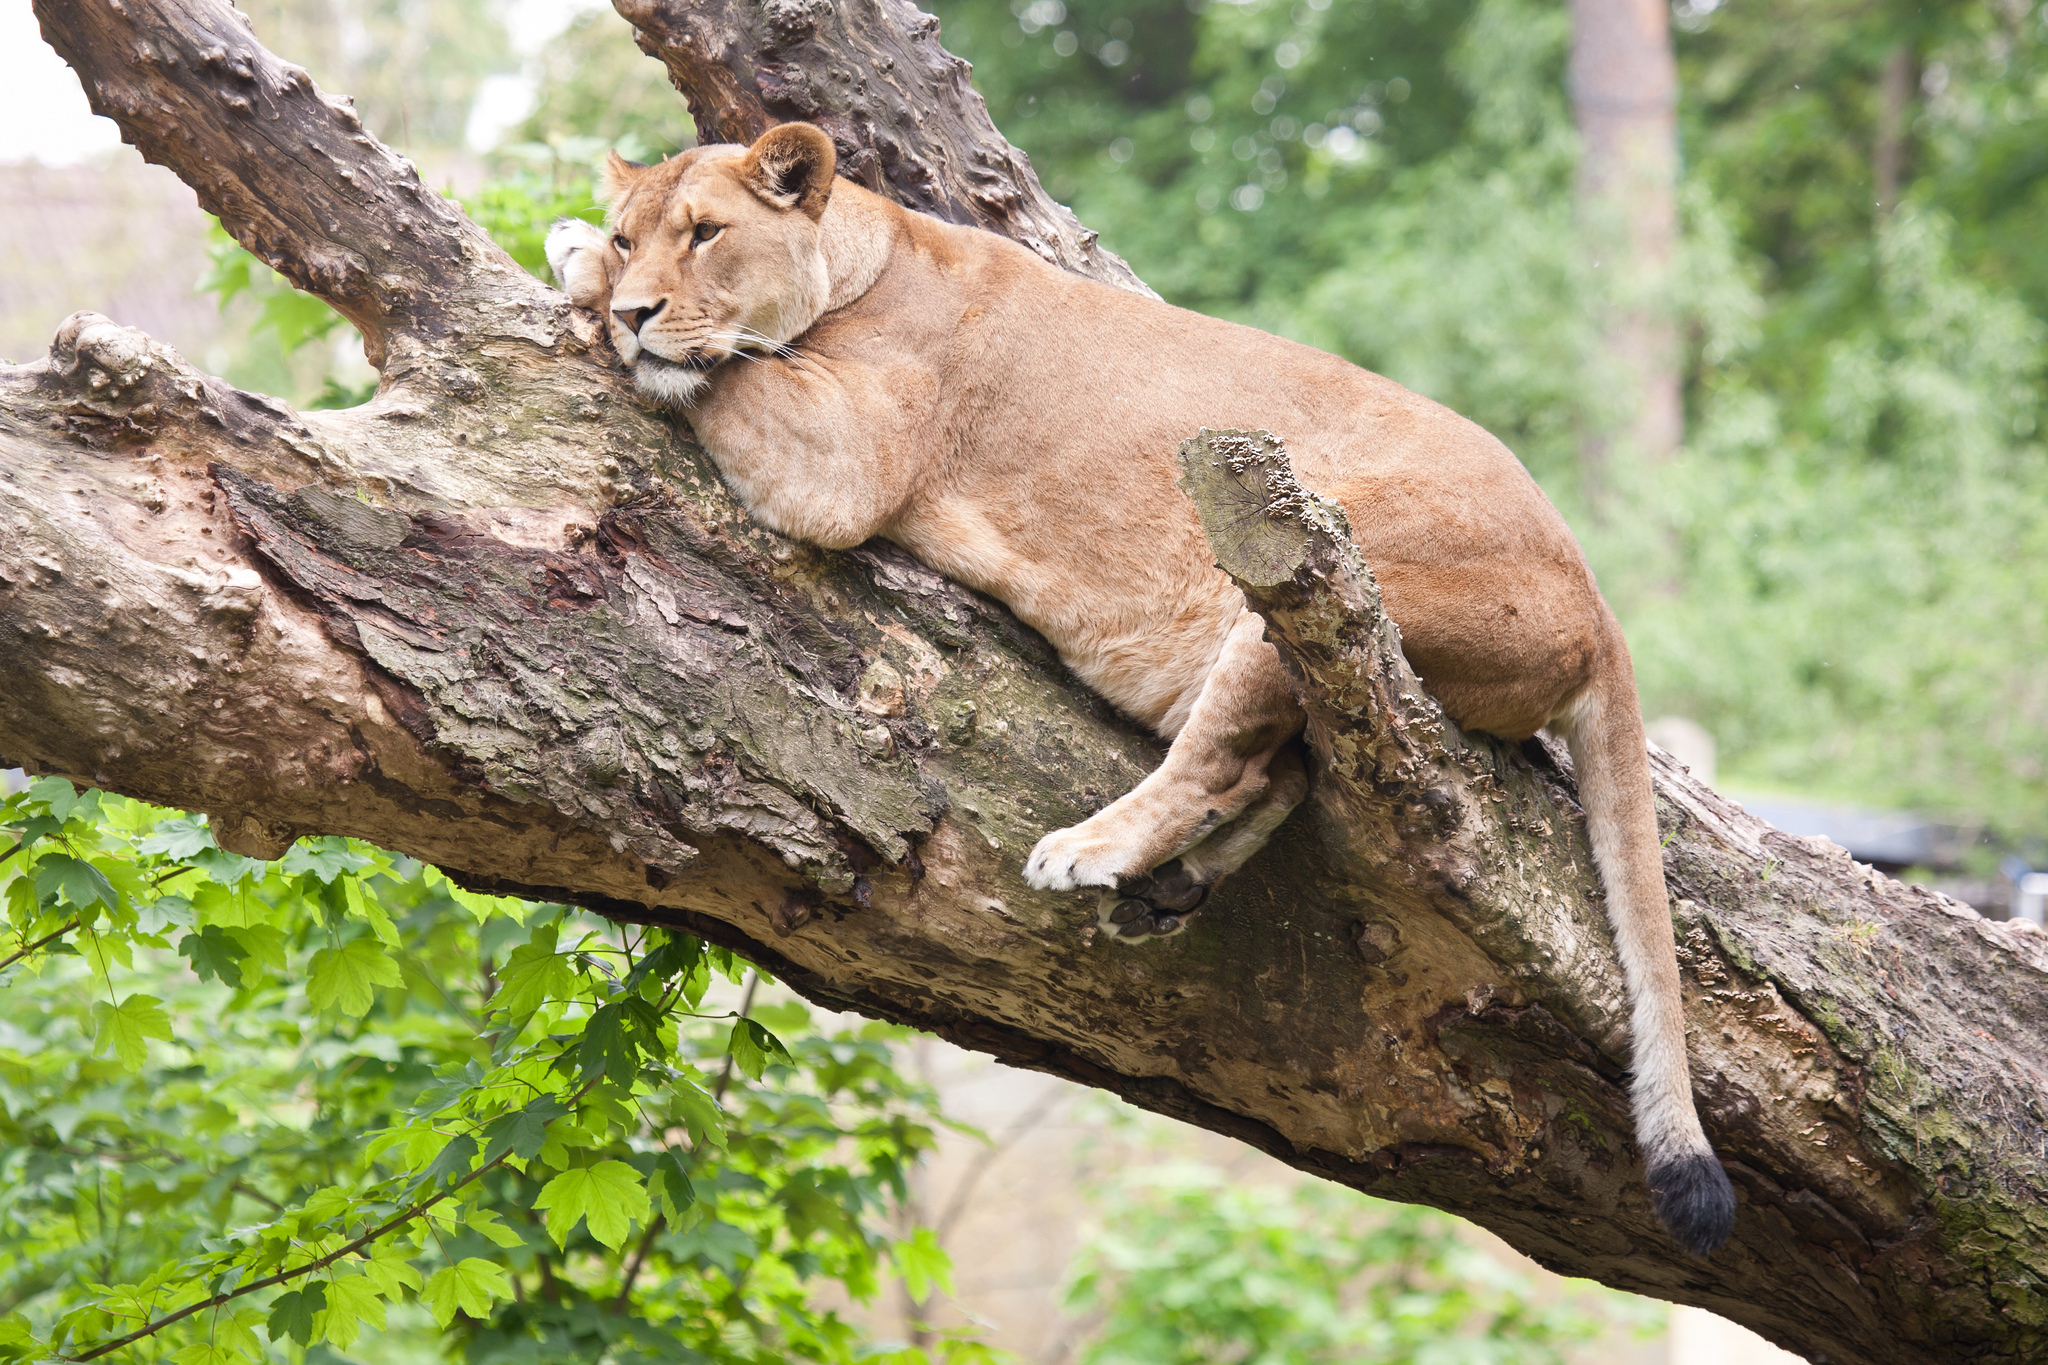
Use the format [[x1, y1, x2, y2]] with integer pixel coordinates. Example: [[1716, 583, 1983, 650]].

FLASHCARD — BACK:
[[3, 0, 2043, 1358]]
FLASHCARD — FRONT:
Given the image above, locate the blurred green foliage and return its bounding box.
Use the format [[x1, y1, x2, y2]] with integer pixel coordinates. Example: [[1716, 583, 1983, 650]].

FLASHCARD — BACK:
[[458, 142, 610, 280], [1065, 1163, 1657, 1363], [0, 782, 994, 1363]]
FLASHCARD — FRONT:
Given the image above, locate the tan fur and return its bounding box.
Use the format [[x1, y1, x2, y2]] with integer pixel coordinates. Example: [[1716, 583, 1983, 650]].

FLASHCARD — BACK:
[[544, 126, 1730, 1246]]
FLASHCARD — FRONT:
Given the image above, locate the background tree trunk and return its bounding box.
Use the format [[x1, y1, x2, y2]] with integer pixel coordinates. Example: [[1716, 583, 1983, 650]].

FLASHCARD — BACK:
[[1875, 43, 1918, 221], [6, 1, 2048, 1360], [1569, 0, 1683, 477]]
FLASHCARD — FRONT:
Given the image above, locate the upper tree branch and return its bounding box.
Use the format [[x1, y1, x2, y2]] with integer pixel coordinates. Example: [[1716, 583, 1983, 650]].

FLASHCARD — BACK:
[[615, 0, 1155, 294], [30, 0, 551, 370]]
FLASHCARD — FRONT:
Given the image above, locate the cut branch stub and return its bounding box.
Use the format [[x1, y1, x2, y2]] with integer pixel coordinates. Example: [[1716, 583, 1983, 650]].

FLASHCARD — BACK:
[[615, 0, 1156, 295], [31, 0, 551, 370], [1176, 428, 1462, 865]]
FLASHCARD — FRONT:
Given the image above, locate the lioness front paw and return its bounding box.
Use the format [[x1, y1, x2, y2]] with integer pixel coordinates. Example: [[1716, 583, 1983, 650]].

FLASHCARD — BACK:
[[544, 218, 618, 311], [1023, 822, 1147, 892], [1094, 859, 1211, 943]]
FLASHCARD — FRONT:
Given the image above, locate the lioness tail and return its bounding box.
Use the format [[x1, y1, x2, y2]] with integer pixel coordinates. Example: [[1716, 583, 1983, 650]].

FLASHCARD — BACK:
[[1557, 652, 1736, 1257]]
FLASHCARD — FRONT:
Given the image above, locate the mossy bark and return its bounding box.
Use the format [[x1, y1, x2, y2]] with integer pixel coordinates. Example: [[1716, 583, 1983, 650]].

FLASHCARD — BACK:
[[4, 2, 2046, 1360]]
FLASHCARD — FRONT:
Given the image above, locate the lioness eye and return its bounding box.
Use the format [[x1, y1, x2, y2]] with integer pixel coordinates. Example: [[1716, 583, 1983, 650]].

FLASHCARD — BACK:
[[692, 222, 723, 245], [611, 234, 631, 253]]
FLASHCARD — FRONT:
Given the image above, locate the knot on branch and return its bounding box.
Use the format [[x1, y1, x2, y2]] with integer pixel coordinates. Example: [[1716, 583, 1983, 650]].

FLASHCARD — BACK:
[[50, 313, 157, 401], [33, 312, 336, 469]]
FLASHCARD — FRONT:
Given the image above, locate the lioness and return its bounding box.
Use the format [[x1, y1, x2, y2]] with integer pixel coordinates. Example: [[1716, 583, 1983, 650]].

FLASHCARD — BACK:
[[546, 123, 1736, 1255]]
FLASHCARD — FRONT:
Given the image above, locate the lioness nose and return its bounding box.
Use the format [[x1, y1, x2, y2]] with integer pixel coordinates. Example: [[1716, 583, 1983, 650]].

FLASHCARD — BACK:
[[613, 299, 666, 335]]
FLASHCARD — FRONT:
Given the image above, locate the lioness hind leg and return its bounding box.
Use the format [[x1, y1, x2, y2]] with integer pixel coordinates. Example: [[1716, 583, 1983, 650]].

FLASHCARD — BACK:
[[1095, 743, 1308, 942], [1024, 610, 1304, 935]]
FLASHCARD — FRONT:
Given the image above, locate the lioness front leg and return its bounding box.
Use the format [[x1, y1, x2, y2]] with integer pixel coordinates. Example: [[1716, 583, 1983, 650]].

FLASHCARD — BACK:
[[1023, 611, 1306, 941]]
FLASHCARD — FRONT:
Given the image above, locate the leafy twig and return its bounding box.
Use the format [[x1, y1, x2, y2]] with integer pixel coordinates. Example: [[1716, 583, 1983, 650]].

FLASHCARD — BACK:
[[64, 1151, 511, 1361], [0, 919, 81, 973]]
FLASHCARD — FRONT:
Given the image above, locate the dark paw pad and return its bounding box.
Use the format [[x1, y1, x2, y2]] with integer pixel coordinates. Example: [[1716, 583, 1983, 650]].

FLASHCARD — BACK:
[[1096, 860, 1210, 942]]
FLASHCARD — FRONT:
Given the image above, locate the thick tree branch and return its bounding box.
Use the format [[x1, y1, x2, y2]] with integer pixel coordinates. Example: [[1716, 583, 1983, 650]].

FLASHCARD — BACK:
[[615, 0, 1154, 294], [5, 4, 2048, 1363]]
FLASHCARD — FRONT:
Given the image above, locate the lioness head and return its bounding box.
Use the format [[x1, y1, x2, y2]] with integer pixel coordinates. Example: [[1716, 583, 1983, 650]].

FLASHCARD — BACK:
[[599, 123, 838, 406]]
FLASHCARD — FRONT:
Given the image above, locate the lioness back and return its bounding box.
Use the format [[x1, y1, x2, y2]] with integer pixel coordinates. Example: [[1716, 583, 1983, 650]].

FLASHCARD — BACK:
[[776, 198, 1608, 739]]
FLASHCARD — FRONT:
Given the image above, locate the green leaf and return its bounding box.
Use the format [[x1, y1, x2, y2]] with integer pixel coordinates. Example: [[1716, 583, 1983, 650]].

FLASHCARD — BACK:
[[537, 1121, 598, 1170], [671, 1075, 728, 1152], [178, 924, 250, 988], [26, 777, 78, 821], [578, 1000, 638, 1085], [420, 1258, 512, 1327], [576, 993, 670, 1086], [281, 836, 373, 884], [533, 1160, 651, 1251], [0, 1313, 34, 1352], [729, 1017, 793, 1082], [409, 1133, 479, 1193], [490, 926, 574, 1019], [170, 1344, 237, 1365], [623, 931, 704, 993], [138, 816, 217, 859], [33, 854, 118, 913], [348, 877, 401, 947], [191, 846, 265, 885], [465, 1207, 528, 1249], [481, 1096, 565, 1165], [91, 995, 173, 1072], [319, 1271, 386, 1348], [225, 923, 287, 970], [307, 937, 403, 1016], [2, 815, 59, 862], [90, 856, 150, 912], [361, 1243, 423, 1300], [652, 1149, 697, 1223], [897, 1226, 953, 1301], [265, 1283, 327, 1346], [429, 866, 528, 923]]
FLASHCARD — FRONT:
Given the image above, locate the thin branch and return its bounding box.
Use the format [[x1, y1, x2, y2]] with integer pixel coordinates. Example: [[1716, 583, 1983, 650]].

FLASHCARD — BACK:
[[613, 968, 761, 1310], [64, 1152, 509, 1361], [932, 1081, 1068, 1245], [713, 969, 763, 1106], [0, 919, 80, 973], [616, 0, 1152, 294], [229, 1181, 286, 1215]]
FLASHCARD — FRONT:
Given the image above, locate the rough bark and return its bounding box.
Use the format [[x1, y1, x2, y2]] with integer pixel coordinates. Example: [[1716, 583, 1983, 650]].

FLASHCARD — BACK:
[[6, 2, 2048, 1361], [1569, 0, 1682, 472]]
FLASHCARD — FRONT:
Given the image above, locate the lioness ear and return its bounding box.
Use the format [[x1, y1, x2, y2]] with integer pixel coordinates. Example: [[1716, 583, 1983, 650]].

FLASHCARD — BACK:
[[597, 149, 648, 207], [740, 123, 837, 220]]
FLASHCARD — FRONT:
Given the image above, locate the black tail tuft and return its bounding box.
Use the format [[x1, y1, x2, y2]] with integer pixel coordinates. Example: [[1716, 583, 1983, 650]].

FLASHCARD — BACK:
[[1647, 1154, 1737, 1257]]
